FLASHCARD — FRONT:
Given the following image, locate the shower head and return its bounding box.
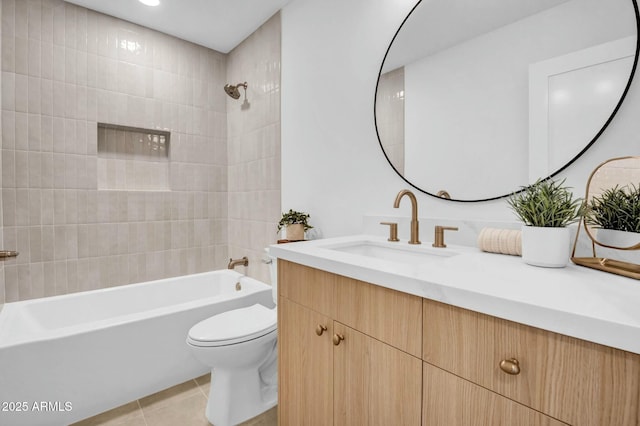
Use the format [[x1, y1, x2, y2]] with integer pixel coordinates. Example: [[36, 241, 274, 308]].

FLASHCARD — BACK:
[[224, 82, 248, 100]]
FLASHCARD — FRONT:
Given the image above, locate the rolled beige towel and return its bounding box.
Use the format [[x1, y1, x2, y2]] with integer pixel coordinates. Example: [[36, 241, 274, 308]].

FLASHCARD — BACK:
[[477, 228, 522, 256]]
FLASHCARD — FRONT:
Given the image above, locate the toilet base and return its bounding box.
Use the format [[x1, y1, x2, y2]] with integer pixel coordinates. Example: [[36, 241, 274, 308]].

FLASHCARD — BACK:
[[206, 363, 277, 426], [187, 309, 278, 426]]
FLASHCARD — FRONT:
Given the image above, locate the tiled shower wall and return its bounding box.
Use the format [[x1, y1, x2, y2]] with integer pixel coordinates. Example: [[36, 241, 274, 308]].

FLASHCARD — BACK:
[[0, 0, 230, 302], [227, 14, 281, 285]]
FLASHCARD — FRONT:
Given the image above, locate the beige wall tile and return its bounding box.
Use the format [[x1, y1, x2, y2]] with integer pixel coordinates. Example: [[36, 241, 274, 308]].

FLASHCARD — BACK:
[[42, 261, 55, 297], [15, 37, 27, 75], [2, 188, 15, 226], [28, 39, 41, 77], [14, 72, 27, 111], [4, 264, 17, 301], [30, 262, 44, 299], [1, 71, 15, 110], [1, 1, 280, 300], [41, 225, 54, 262], [2, 149, 15, 188], [2, 0, 15, 39], [226, 13, 281, 284]]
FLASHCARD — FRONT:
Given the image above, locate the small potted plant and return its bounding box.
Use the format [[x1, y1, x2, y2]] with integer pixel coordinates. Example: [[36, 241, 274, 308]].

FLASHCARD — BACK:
[[507, 178, 583, 267], [277, 209, 313, 241], [586, 184, 640, 248]]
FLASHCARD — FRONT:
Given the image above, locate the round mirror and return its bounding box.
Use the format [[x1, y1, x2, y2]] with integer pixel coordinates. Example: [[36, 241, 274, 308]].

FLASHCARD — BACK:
[[375, 0, 639, 202]]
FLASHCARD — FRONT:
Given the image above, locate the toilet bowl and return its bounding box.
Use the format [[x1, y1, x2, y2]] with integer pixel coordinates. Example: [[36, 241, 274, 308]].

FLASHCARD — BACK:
[[187, 250, 278, 426]]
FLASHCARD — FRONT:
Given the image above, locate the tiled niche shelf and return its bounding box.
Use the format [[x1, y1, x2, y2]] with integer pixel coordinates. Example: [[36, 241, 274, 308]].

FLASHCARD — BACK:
[[97, 123, 171, 191]]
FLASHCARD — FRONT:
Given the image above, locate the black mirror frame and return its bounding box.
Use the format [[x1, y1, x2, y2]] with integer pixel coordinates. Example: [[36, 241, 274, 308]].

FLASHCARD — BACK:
[[374, 0, 640, 202]]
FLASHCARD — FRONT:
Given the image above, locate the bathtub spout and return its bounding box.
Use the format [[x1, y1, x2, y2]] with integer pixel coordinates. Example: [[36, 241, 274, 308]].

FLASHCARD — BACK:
[[228, 257, 249, 269]]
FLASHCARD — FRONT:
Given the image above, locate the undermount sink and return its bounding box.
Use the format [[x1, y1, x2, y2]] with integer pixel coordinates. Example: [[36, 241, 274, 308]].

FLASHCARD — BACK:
[[321, 240, 459, 265]]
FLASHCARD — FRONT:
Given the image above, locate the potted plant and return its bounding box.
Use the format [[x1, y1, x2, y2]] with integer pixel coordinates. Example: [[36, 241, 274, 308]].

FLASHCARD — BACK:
[[277, 209, 313, 241], [586, 184, 640, 248], [507, 179, 583, 267]]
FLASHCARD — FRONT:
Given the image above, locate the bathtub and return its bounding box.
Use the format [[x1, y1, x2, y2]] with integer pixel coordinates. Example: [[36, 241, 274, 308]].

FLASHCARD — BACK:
[[0, 270, 274, 426]]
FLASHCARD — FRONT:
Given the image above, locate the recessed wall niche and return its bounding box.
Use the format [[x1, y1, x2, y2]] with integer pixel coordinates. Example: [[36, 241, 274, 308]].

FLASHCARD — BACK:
[[97, 124, 171, 191]]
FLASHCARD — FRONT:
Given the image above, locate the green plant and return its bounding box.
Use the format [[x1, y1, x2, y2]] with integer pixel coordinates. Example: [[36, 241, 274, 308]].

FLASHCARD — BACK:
[[277, 209, 313, 233], [507, 179, 583, 227], [586, 184, 640, 233]]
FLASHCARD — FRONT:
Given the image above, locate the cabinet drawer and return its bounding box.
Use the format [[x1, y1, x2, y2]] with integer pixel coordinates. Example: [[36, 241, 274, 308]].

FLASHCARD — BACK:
[[422, 299, 640, 426], [279, 260, 422, 356], [335, 275, 422, 357], [278, 260, 336, 317], [423, 362, 566, 426]]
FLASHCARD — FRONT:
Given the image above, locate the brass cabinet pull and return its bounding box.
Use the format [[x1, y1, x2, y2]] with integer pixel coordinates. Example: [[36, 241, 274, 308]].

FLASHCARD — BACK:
[[499, 358, 521, 375], [315, 324, 327, 336], [332, 333, 345, 346], [0, 250, 19, 259]]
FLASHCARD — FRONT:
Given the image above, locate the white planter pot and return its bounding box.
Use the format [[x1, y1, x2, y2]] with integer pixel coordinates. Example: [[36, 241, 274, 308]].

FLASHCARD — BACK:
[[595, 228, 640, 249], [521, 226, 571, 268], [285, 224, 305, 241]]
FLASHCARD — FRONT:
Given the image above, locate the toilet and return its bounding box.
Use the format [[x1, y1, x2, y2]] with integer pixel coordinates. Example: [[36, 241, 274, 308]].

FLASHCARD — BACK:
[[187, 252, 278, 426]]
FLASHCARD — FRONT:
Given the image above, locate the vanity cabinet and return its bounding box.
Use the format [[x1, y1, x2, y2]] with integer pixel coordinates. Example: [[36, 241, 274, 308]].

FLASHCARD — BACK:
[[278, 260, 422, 426], [278, 260, 640, 426]]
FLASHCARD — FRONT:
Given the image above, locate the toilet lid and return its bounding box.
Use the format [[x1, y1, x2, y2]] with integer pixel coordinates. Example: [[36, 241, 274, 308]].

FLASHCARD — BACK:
[[187, 304, 277, 347]]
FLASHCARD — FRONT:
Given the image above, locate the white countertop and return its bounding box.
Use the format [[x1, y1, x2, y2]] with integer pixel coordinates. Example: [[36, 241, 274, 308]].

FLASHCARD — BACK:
[[270, 235, 640, 355]]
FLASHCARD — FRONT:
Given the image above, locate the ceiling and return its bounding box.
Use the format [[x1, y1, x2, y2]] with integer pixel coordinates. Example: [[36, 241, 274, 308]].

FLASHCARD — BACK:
[[64, 0, 292, 53]]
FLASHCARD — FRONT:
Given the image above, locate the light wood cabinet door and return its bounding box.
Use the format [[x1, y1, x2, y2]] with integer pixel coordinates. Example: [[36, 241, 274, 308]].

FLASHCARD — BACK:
[[334, 322, 422, 426], [423, 298, 640, 426], [423, 362, 567, 426], [278, 297, 333, 426]]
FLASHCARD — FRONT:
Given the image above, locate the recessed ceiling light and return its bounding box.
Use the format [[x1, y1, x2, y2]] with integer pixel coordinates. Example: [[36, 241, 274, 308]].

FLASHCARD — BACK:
[[138, 0, 160, 6]]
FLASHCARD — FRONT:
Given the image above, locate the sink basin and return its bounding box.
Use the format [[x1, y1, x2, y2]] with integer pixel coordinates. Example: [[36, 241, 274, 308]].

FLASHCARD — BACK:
[[321, 240, 458, 265]]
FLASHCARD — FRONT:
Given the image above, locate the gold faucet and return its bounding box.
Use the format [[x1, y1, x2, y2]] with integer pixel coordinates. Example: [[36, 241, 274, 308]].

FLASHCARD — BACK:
[[432, 226, 458, 248], [393, 190, 421, 244], [380, 222, 399, 242], [228, 257, 248, 269]]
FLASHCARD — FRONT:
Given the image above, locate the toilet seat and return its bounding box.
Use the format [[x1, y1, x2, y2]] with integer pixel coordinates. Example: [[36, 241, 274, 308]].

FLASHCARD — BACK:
[[187, 304, 277, 347]]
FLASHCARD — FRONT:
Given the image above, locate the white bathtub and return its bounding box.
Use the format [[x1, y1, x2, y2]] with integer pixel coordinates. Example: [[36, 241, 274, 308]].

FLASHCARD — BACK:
[[0, 270, 274, 426]]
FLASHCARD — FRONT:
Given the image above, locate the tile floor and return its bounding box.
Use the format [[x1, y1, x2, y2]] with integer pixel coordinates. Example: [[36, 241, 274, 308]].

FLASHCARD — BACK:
[[72, 374, 277, 426]]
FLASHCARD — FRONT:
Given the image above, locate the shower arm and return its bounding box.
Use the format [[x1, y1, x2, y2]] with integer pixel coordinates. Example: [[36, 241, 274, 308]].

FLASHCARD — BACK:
[[225, 82, 247, 91]]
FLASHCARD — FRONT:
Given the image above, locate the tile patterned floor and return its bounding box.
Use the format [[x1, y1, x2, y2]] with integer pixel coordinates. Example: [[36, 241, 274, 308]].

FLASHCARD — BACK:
[[71, 374, 277, 426]]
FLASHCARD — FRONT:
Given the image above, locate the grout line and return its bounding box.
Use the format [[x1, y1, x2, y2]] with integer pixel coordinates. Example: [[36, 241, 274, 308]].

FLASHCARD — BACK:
[[136, 399, 149, 426], [195, 377, 208, 398]]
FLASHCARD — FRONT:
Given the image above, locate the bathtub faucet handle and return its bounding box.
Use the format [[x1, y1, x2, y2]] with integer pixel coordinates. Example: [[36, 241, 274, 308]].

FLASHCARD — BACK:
[[0, 250, 19, 259], [228, 256, 249, 270]]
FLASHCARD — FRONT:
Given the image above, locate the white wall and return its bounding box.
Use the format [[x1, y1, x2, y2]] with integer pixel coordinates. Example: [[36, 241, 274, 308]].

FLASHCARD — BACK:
[[281, 0, 640, 238], [405, 0, 633, 200]]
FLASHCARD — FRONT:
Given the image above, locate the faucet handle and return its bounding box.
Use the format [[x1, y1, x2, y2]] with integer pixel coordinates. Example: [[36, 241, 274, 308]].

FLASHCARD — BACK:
[[380, 222, 400, 242], [433, 226, 458, 248]]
